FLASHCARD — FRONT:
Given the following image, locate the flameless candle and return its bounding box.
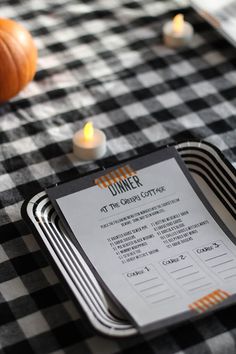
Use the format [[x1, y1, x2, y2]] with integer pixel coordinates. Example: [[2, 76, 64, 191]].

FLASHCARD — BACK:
[[163, 14, 194, 48], [73, 122, 107, 160]]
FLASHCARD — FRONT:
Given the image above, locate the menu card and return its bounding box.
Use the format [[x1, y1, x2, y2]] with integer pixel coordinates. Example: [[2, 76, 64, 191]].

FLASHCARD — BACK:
[[47, 147, 236, 333]]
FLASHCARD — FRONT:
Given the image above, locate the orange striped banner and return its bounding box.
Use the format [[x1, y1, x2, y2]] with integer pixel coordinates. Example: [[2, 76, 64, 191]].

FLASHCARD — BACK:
[[94, 165, 136, 189], [189, 289, 230, 313]]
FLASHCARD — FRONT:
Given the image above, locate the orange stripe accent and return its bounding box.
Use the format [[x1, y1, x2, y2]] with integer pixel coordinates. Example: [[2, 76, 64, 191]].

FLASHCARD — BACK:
[[189, 304, 199, 312], [124, 165, 136, 176], [204, 294, 218, 306], [200, 299, 211, 309], [193, 301, 204, 312], [110, 170, 121, 183], [219, 289, 230, 297], [189, 289, 230, 313], [113, 169, 123, 182], [118, 167, 127, 180], [94, 178, 104, 189], [104, 174, 115, 186], [212, 291, 223, 302], [189, 303, 204, 313], [94, 165, 138, 188], [195, 305, 204, 313], [204, 296, 217, 306], [198, 299, 209, 311], [99, 176, 108, 188], [107, 173, 116, 185], [213, 290, 227, 301]]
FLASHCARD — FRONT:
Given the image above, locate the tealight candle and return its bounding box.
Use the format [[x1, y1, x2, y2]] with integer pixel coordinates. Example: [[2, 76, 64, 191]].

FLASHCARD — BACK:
[[163, 14, 194, 48], [73, 122, 107, 160]]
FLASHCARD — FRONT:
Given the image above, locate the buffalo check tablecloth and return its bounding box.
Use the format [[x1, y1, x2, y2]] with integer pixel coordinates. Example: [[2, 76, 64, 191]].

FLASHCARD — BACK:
[[0, 0, 236, 353]]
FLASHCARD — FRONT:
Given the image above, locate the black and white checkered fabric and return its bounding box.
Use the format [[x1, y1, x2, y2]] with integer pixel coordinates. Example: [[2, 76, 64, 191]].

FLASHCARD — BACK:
[[0, 0, 235, 353]]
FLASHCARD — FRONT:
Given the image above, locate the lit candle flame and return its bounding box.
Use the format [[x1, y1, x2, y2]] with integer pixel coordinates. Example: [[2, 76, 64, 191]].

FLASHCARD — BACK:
[[173, 14, 184, 34], [83, 122, 94, 141]]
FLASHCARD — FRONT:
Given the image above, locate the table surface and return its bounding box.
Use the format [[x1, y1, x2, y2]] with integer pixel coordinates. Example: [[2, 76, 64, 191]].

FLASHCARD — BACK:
[[0, 0, 236, 353]]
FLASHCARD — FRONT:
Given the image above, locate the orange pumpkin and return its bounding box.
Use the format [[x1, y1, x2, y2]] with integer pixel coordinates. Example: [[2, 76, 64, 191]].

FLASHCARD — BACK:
[[0, 18, 37, 103]]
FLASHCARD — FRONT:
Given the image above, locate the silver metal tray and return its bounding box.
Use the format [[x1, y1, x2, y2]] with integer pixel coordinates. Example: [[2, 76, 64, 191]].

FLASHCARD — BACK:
[[21, 141, 236, 337]]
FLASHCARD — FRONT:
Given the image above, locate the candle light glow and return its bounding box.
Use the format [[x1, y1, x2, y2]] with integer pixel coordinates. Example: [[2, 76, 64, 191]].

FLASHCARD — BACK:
[[73, 121, 106, 160], [83, 122, 94, 141], [173, 14, 184, 35], [163, 12, 193, 48]]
